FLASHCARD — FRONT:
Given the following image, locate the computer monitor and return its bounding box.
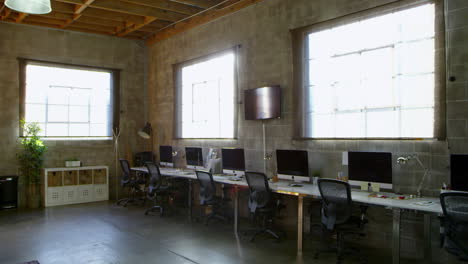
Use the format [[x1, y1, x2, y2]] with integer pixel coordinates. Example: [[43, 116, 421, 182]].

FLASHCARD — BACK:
[[276, 149, 309, 182], [185, 147, 204, 170], [160, 145, 173, 167], [348, 151, 392, 190], [221, 148, 245, 176], [451, 154, 468, 192]]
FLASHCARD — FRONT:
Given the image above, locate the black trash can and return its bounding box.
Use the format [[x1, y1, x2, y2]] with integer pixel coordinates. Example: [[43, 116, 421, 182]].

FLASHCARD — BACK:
[[0, 176, 18, 209]]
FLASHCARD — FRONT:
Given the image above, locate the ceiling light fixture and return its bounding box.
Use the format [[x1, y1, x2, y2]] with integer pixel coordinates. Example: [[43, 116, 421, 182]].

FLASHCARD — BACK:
[[5, 0, 52, 15]]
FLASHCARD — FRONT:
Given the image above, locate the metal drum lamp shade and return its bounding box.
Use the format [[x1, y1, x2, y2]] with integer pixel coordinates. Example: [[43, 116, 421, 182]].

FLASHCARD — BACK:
[[138, 123, 152, 139], [5, 0, 52, 14]]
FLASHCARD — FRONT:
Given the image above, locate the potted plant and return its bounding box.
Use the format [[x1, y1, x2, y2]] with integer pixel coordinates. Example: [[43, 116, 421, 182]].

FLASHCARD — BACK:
[[17, 120, 47, 208]]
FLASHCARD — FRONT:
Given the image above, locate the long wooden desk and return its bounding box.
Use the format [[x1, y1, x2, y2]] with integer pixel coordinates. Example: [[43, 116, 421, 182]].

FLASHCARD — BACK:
[[131, 167, 442, 264]]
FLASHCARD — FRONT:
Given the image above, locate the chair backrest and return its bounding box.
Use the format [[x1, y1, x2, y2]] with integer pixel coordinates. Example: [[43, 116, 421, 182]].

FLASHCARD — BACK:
[[317, 178, 352, 229], [440, 192, 468, 259], [146, 162, 162, 193], [119, 159, 131, 183], [195, 170, 216, 204], [441, 192, 468, 224], [245, 171, 271, 212]]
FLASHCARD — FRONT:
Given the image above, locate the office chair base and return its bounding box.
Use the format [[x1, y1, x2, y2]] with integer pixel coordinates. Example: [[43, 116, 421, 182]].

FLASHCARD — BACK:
[[145, 205, 164, 216], [249, 228, 282, 242], [116, 197, 143, 207]]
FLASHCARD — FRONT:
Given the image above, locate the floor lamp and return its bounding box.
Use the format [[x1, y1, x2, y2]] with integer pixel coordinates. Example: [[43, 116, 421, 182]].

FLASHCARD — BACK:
[[113, 127, 121, 201]]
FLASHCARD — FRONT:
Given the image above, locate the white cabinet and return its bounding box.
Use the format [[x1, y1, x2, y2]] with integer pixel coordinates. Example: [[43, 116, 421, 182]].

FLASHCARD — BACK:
[[44, 166, 109, 207]]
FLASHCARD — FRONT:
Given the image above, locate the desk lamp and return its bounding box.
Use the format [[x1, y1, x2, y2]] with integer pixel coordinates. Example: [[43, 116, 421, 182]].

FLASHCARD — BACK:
[[397, 154, 430, 197]]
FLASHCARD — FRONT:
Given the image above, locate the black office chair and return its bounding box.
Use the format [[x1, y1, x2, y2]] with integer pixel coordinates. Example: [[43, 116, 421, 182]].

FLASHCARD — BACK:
[[316, 179, 367, 264], [245, 171, 282, 242], [116, 159, 141, 207], [195, 170, 229, 225], [145, 162, 173, 216], [440, 192, 468, 261]]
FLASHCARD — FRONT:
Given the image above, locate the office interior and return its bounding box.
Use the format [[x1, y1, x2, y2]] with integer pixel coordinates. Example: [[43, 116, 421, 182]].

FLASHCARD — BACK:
[[0, 0, 467, 263]]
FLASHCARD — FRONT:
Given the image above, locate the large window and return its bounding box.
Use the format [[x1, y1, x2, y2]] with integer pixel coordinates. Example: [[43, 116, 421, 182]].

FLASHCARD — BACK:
[[22, 62, 115, 138], [175, 50, 236, 139], [302, 3, 436, 138]]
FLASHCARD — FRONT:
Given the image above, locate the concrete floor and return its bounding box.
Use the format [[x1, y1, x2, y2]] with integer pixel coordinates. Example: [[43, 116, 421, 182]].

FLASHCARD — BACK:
[[0, 201, 419, 264]]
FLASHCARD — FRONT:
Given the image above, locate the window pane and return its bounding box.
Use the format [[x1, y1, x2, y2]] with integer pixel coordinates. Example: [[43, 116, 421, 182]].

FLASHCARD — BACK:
[[398, 74, 434, 108], [366, 110, 399, 138], [48, 105, 68, 122], [69, 106, 89, 123], [25, 104, 46, 123], [401, 108, 434, 138], [310, 113, 335, 138], [335, 112, 365, 138], [47, 123, 68, 137], [69, 124, 89, 136]]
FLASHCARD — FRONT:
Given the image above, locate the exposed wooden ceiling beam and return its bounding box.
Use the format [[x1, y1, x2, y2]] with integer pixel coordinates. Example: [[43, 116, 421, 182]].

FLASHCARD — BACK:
[[116, 16, 156, 37], [54, 0, 188, 22], [146, 0, 264, 45], [120, 0, 203, 16], [173, 0, 224, 9], [61, 0, 95, 28], [1, 7, 11, 20], [75, 0, 95, 14]]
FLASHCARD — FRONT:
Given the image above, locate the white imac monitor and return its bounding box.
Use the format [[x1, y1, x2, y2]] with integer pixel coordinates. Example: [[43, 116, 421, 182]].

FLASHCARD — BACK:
[[221, 148, 245, 177], [160, 145, 173, 168], [347, 151, 393, 190], [276, 149, 310, 182], [185, 147, 204, 170]]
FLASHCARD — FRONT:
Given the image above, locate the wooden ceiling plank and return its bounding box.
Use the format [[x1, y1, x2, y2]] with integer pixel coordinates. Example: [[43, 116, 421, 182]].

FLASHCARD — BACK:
[[39, 11, 74, 20], [51, 1, 76, 13], [146, 0, 263, 45], [120, 0, 203, 16], [116, 16, 156, 37], [25, 15, 66, 25], [78, 15, 125, 28], [172, 0, 224, 9], [22, 20, 63, 29], [89, 0, 187, 22], [71, 21, 116, 32], [81, 7, 146, 24], [67, 25, 113, 35]]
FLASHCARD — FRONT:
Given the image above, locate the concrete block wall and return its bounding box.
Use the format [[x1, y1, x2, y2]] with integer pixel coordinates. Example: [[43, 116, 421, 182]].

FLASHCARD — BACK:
[[147, 0, 468, 262], [0, 22, 147, 207]]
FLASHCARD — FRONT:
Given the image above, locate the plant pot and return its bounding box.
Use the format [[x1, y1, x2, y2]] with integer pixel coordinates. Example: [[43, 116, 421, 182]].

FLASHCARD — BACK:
[[27, 184, 41, 209]]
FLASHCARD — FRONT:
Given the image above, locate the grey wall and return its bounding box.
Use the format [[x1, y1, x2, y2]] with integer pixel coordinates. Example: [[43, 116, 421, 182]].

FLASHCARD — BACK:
[[0, 22, 147, 207], [148, 0, 468, 262]]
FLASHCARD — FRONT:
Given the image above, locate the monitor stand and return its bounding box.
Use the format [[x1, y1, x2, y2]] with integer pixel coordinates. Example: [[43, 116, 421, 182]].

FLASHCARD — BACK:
[[278, 174, 310, 183], [187, 165, 204, 170], [160, 162, 174, 168], [223, 170, 245, 177]]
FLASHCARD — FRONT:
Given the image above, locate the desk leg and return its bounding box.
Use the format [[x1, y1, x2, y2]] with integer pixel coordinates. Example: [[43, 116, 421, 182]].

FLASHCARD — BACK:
[[234, 186, 239, 234], [297, 195, 304, 255], [188, 179, 193, 222], [393, 208, 401, 264], [424, 214, 432, 263]]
